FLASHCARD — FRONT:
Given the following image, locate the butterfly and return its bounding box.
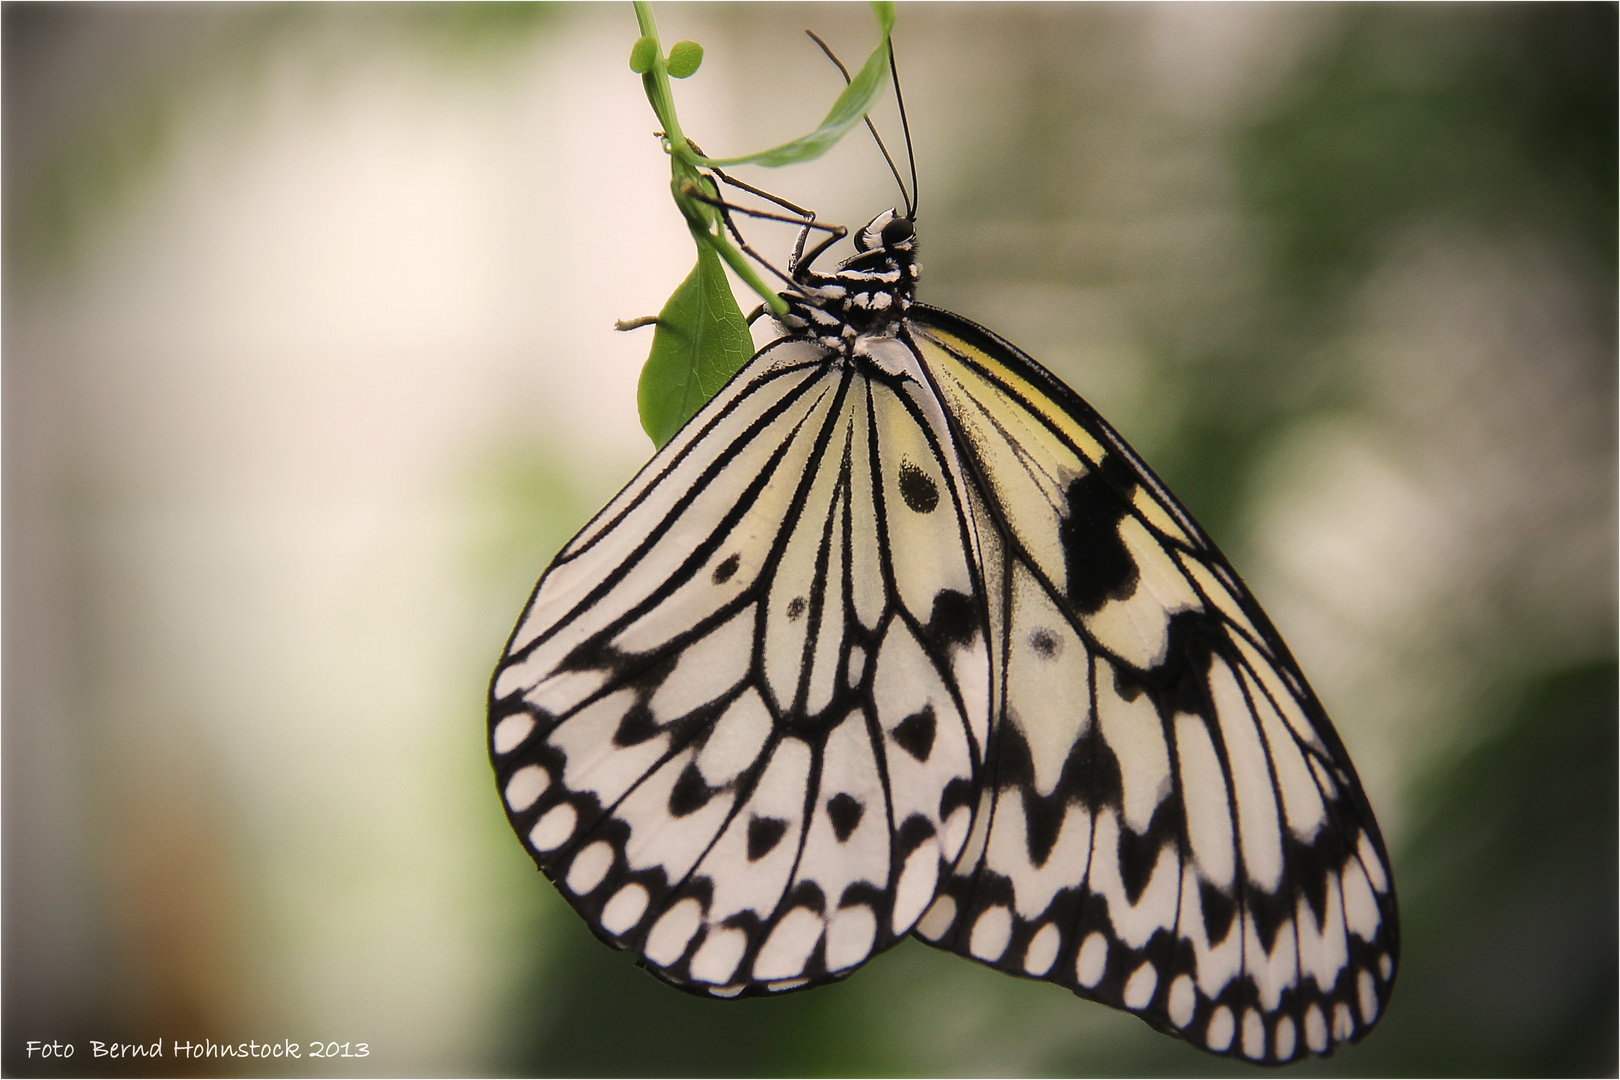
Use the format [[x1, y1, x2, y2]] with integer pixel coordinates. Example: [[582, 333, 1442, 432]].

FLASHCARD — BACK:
[[488, 137, 1397, 1063]]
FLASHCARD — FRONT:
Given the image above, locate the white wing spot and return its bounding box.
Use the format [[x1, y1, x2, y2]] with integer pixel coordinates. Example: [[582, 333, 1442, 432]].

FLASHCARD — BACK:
[[956, 786, 994, 880], [1342, 858, 1382, 941], [1332, 1002, 1355, 1043], [847, 645, 867, 689], [1358, 968, 1380, 1024], [690, 927, 748, 984], [707, 983, 744, 998], [891, 845, 940, 934], [826, 905, 878, 971], [491, 660, 535, 704], [915, 895, 955, 942], [492, 714, 535, 754], [504, 765, 550, 812], [1379, 952, 1394, 981], [1359, 831, 1389, 893], [1304, 1004, 1328, 1053], [1167, 974, 1196, 1029], [1241, 1008, 1266, 1060], [969, 905, 1013, 962], [767, 978, 809, 992], [1075, 932, 1108, 988], [600, 884, 649, 936], [528, 803, 577, 852], [645, 898, 703, 967], [942, 805, 973, 863], [1023, 923, 1061, 976], [1124, 961, 1158, 1010], [753, 908, 823, 981], [1274, 1015, 1297, 1061], [1205, 1005, 1235, 1052], [565, 841, 614, 895], [695, 689, 772, 788]]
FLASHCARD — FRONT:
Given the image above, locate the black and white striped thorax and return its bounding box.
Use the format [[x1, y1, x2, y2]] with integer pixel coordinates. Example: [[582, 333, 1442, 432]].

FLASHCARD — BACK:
[[779, 210, 919, 356]]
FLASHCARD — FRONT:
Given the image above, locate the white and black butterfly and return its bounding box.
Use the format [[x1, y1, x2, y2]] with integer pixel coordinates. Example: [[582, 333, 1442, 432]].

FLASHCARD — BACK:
[[489, 132, 1397, 1063]]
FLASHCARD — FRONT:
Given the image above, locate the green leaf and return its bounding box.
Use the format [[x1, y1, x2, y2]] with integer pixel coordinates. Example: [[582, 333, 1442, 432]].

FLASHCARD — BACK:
[[702, 2, 895, 168], [666, 40, 703, 79], [637, 243, 753, 447], [628, 34, 658, 73]]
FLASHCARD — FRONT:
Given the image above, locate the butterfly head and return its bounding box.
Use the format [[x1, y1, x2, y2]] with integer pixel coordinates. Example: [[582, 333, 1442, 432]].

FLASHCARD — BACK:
[[853, 209, 916, 256]]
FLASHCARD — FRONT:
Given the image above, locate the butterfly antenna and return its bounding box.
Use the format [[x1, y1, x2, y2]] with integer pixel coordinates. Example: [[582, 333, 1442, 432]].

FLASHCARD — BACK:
[[805, 30, 913, 220], [889, 41, 918, 220]]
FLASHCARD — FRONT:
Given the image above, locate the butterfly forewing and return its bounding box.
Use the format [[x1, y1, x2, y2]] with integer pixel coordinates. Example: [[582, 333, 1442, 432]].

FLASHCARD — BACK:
[[906, 307, 1398, 1063]]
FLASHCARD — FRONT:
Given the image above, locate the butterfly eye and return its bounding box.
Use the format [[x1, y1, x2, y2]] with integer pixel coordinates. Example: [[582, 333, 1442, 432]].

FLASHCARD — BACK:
[[881, 216, 915, 248]]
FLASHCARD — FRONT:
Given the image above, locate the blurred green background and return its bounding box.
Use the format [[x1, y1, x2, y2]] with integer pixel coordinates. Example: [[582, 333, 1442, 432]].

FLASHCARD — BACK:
[[4, 3, 1614, 1076]]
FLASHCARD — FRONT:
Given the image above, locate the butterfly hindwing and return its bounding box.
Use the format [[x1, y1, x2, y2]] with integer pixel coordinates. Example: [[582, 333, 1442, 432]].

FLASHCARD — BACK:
[[489, 336, 991, 996], [906, 307, 1398, 1063]]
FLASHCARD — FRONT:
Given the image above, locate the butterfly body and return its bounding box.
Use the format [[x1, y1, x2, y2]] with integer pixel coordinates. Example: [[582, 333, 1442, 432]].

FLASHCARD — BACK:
[[490, 209, 1397, 1063]]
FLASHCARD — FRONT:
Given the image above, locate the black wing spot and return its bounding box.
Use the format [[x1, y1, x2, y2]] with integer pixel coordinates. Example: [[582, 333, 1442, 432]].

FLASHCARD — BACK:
[[1061, 467, 1139, 614], [896, 813, 936, 856], [923, 589, 979, 648], [746, 814, 789, 861], [668, 762, 713, 818], [787, 596, 807, 620], [1117, 829, 1164, 904], [712, 553, 740, 584], [1022, 788, 1066, 867], [1029, 628, 1062, 659], [1199, 879, 1237, 944], [891, 706, 937, 763], [827, 793, 864, 842], [898, 460, 939, 513], [783, 879, 828, 915], [1249, 885, 1295, 953], [613, 705, 660, 747]]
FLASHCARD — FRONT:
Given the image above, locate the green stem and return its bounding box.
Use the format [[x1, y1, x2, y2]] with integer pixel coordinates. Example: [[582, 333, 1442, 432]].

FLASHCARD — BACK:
[[633, 1, 789, 317]]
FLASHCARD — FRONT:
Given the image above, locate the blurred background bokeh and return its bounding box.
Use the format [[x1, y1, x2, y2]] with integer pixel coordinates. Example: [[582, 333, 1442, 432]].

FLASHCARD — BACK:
[[4, 3, 1614, 1076]]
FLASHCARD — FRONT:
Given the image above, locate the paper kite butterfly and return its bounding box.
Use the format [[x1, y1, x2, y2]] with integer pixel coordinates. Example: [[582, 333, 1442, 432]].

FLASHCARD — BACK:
[[488, 62, 1396, 1066]]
